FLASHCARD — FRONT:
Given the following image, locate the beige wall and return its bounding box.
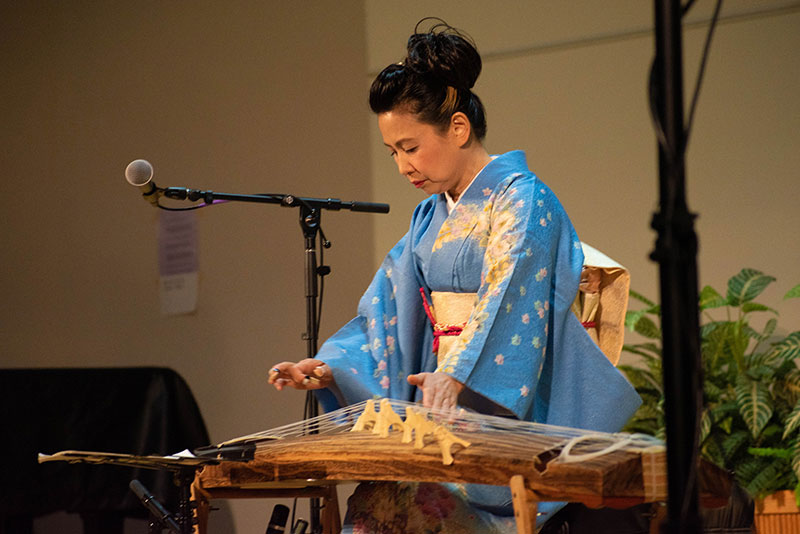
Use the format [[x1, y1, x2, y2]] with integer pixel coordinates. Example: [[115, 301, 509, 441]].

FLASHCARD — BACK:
[[0, 2, 372, 532], [367, 1, 800, 355]]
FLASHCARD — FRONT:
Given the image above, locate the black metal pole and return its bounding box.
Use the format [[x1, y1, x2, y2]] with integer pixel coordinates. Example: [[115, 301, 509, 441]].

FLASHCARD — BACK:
[[651, 1, 703, 533], [299, 205, 322, 533]]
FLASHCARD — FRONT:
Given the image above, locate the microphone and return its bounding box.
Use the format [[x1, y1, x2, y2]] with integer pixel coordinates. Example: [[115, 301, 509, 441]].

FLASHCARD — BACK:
[[265, 504, 290, 534], [125, 159, 161, 206], [129, 479, 181, 533]]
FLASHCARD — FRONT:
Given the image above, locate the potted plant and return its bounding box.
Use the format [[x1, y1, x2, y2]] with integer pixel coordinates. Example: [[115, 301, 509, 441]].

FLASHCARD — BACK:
[[620, 268, 800, 531]]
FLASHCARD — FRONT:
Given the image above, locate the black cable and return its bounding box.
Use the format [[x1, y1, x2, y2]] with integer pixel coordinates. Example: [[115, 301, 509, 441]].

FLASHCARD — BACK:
[[685, 0, 723, 146]]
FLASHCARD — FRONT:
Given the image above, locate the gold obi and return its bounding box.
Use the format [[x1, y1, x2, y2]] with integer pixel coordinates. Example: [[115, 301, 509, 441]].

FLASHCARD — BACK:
[[429, 291, 478, 366]]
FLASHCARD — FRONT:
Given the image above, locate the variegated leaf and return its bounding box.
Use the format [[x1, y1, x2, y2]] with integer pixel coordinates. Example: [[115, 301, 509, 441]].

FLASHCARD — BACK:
[[768, 331, 800, 366], [699, 409, 711, 444], [633, 315, 661, 339], [791, 438, 800, 480], [727, 268, 775, 306], [760, 318, 778, 341], [784, 398, 800, 439], [735, 377, 773, 438], [745, 458, 787, 498], [699, 285, 727, 310], [722, 430, 750, 459]]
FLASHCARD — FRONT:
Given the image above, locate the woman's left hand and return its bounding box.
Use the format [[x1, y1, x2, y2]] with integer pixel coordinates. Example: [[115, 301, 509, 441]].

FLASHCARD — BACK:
[[406, 372, 464, 412]]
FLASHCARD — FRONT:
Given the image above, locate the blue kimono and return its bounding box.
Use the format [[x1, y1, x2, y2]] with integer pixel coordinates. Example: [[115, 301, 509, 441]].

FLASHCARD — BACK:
[[315, 150, 641, 531]]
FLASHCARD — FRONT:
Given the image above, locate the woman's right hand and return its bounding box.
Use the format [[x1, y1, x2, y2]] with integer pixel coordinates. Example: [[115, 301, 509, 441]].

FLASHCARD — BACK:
[[268, 359, 333, 391]]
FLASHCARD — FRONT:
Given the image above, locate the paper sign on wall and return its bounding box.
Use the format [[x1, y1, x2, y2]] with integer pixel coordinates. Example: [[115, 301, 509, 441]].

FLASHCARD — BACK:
[[158, 210, 199, 315]]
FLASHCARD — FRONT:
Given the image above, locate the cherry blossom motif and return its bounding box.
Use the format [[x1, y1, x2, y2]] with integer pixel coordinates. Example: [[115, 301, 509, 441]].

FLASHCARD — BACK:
[[385, 267, 392, 278], [511, 334, 521, 346], [544, 300, 550, 311], [494, 354, 504, 365], [360, 344, 370, 352], [547, 211, 552, 221], [515, 200, 525, 209], [540, 218, 547, 227], [350, 368, 358, 374], [520, 385, 530, 397], [537, 199, 544, 207], [519, 286, 527, 296], [372, 296, 380, 305], [532, 336, 541, 349], [521, 313, 530, 324], [537, 307, 546, 319], [389, 316, 398, 326], [482, 187, 492, 196], [370, 318, 376, 329], [380, 376, 390, 389], [505, 303, 513, 313], [377, 359, 387, 371], [372, 337, 382, 350], [525, 248, 533, 257], [535, 267, 547, 282], [386, 335, 396, 354]]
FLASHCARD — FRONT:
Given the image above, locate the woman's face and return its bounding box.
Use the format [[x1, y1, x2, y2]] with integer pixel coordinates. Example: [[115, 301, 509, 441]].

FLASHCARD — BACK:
[[378, 110, 467, 196]]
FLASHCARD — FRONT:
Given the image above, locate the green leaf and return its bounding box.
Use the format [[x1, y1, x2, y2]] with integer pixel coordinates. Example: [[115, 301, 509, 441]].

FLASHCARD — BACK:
[[727, 268, 776, 306], [629, 289, 656, 307], [785, 284, 800, 300], [784, 398, 800, 439], [621, 343, 661, 360], [699, 409, 711, 443], [735, 376, 774, 438], [791, 439, 800, 481], [742, 302, 777, 314], [748, 447, 793, 460], [633, 315, 662, 340], [734, 456, 769, 488], [625, 310, 645, 331], [768, 332, 800, 367], [760, 318, 778, 341], [722, 430, 750, 459], [699, 285, 728, 310], [745, 458, 791, 498]]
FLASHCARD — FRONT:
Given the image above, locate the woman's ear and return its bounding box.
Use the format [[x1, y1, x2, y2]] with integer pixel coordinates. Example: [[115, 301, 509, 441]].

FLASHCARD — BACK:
[[449, 112, 473, 147]]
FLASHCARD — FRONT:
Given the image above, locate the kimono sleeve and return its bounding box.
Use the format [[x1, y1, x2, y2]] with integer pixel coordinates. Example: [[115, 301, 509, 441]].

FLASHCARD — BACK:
[[314, 204, 434, 413]]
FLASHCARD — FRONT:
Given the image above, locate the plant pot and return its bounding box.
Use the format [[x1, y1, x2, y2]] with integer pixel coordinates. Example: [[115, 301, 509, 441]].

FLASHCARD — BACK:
[[755, 490, 800, 533]]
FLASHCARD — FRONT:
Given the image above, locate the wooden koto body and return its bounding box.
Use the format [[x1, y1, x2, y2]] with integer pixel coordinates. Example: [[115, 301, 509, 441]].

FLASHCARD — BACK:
[[195, 425, 731, 508], [192, 401, 732, 533]]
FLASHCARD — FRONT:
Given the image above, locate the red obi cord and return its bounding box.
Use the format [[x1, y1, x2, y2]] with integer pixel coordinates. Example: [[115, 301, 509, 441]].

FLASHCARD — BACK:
[[419, 288, 464, 354], [582, 321, 597, 328]]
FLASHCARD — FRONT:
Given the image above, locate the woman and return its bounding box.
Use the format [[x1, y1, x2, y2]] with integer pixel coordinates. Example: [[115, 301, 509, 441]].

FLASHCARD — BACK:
[[269, 20, 641, 533]]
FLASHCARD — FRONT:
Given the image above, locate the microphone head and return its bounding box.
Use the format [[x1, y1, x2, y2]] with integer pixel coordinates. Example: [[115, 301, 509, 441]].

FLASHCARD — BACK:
[[125, 159, 154, 186]]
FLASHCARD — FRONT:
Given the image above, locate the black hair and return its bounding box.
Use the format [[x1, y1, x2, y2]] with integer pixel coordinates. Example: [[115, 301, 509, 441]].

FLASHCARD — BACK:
[[369, 18, 487, 141]]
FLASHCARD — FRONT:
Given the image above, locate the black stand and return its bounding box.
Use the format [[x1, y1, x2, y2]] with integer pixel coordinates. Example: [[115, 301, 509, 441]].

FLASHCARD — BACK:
[[651, 1, 703, 533], [130, 468, 197, 534], [162, 187, 389, 533]]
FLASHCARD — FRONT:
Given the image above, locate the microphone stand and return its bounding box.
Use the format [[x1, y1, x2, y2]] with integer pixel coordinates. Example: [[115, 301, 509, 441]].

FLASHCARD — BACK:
[[162, 187, 389, 532]]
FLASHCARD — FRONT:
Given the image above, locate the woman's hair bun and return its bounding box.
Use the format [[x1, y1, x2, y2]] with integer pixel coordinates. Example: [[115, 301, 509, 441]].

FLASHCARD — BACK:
[[369, 18, 487, 141], [404, 18, 481, 91]]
